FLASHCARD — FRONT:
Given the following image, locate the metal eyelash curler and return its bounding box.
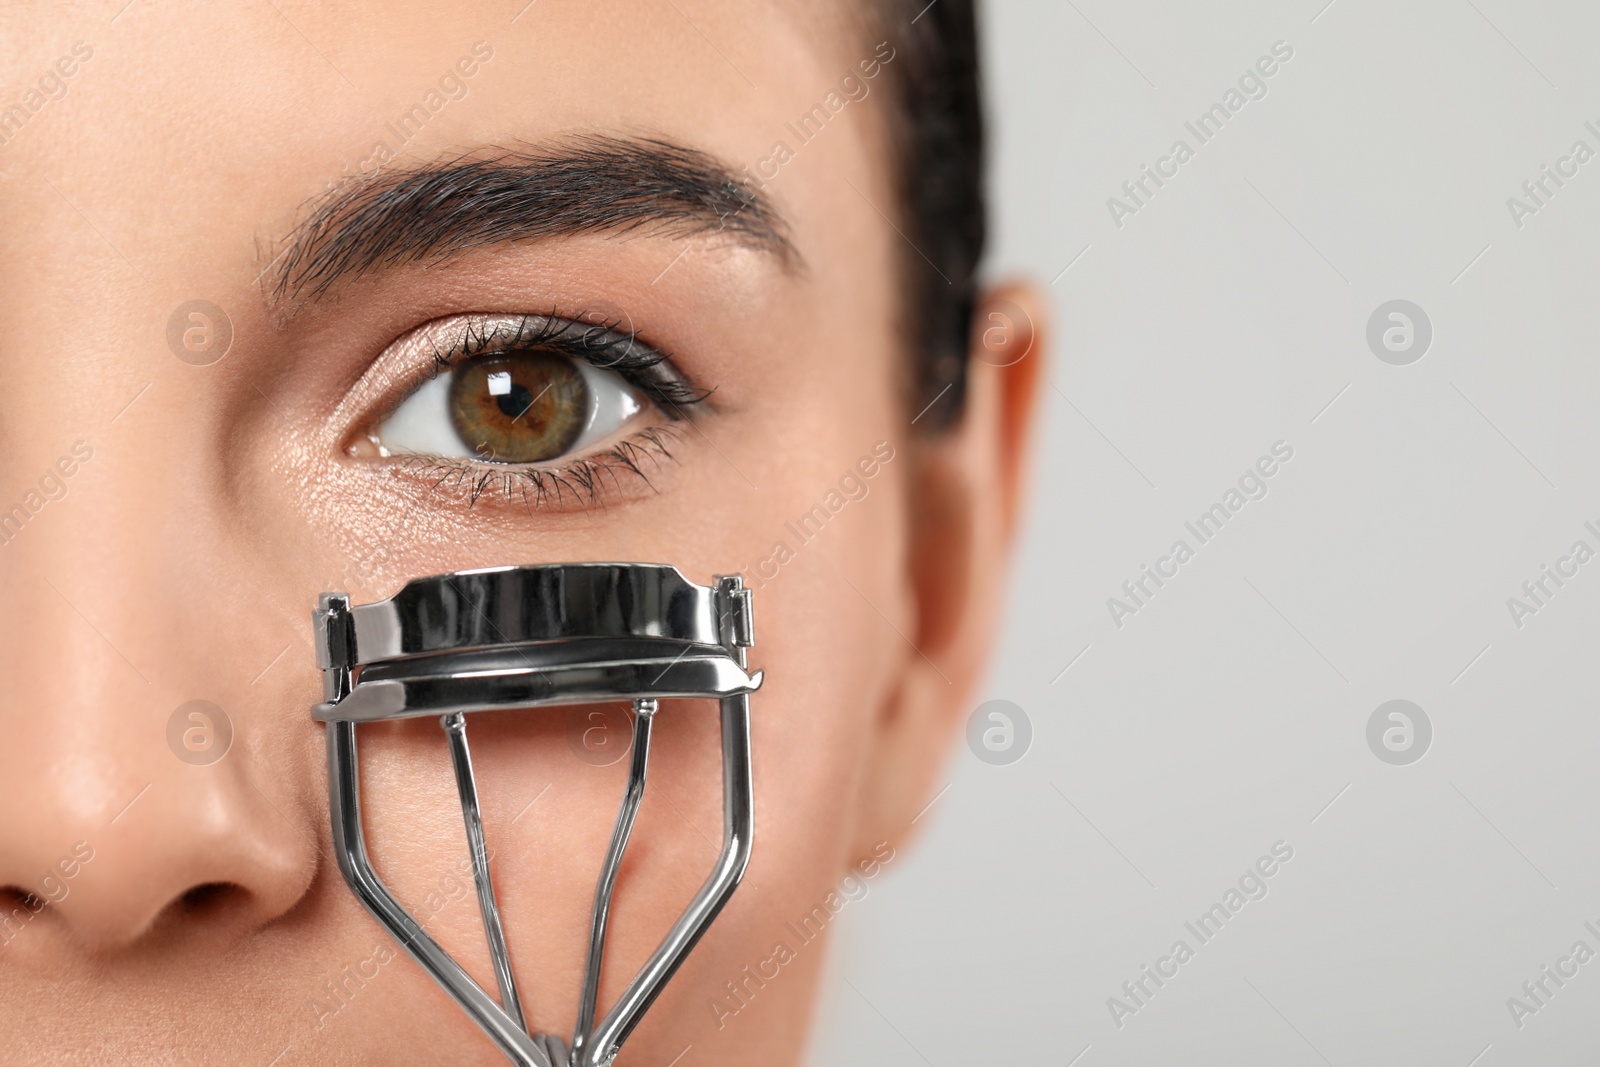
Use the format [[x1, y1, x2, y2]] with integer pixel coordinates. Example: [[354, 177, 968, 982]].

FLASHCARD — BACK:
[[310, 563, 760, 1067]]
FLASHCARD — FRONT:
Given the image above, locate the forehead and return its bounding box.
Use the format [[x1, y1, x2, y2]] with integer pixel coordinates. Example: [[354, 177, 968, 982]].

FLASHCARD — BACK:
[[1, 0, 879, 285]]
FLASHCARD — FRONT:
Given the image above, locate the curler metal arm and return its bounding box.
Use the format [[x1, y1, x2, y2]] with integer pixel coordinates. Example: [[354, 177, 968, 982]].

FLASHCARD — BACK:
[[571, 697, 655, 1063], [327, 718, 560, 1067], [314, 564, 759, 1067], [443, 711, 527, 1032], [589, 688, 753, 1059]]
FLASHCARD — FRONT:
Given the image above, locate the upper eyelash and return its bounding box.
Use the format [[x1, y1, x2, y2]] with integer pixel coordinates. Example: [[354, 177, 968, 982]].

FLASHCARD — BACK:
[[425, 313, 711, 415]]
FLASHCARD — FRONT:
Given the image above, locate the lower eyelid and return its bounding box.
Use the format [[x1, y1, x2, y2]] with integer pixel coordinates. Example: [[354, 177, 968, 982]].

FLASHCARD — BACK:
[[385, 425, 685, 511]]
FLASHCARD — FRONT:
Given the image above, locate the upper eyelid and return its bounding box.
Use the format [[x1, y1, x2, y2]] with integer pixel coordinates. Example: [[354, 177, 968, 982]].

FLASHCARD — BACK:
[[434, 314, 633, 363], [418, 313, 711, 415], [432, 315, 656, 370]]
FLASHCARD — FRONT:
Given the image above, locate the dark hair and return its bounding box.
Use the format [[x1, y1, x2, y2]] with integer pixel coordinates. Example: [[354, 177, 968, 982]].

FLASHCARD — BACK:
[[871, 0, 986, 431]]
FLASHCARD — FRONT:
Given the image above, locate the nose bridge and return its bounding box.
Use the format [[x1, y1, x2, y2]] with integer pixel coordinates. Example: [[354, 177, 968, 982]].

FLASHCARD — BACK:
[[0, 432, 319, 953], [5, 432, 209, 717]]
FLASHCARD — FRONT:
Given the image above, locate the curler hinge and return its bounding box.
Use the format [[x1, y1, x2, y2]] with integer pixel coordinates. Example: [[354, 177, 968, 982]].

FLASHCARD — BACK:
[[314, 593, 355, 703], [714, 576, 754, 651]]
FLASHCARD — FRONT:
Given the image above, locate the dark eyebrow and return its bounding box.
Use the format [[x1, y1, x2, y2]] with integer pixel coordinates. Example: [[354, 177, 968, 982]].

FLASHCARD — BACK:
[[268, 135, 797, 304]]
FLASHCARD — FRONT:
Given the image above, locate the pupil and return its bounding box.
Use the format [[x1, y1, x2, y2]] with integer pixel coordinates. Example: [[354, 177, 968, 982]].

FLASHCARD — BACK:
[[496, 383, 533, 420]]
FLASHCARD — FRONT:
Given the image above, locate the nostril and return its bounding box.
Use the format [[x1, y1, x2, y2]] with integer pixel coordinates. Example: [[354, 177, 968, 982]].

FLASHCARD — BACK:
[[154, 882, 258, 942], [0, 885, 45, 910], [0, 885, 53, 945], [179, 882, 239, 913]]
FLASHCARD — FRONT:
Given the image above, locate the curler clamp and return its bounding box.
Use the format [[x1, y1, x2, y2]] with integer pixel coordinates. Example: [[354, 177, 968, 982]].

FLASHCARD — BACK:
[[311, 563, 760, 1067]]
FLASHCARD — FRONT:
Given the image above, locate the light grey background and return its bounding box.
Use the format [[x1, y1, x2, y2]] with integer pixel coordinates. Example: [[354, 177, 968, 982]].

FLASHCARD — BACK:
[[808, 0, 1600, 1063]]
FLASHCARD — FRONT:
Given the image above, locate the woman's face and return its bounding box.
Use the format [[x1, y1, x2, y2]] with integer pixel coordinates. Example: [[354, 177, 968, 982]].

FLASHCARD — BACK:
[[0, 2, 1040, 1062]]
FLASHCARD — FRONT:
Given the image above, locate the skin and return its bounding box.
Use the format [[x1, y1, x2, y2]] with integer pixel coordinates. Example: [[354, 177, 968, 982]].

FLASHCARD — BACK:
[[0, 1, 1044, 1063]]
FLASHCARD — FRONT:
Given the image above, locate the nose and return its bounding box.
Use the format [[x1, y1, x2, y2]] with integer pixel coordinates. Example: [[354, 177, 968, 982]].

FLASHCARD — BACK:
[[0, 446, 319, 956]]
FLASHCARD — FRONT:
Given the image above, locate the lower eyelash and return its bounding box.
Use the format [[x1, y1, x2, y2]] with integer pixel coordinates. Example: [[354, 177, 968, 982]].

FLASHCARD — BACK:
[[390, 425, 680, 511]]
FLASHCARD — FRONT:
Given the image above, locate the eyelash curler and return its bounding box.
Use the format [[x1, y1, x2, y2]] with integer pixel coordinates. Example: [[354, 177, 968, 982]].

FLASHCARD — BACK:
[[311, 563, 760, 1067]]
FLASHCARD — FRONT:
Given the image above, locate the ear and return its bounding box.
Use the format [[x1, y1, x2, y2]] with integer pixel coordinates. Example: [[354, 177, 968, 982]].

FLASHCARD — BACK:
[[850, 280, 1048, 856]]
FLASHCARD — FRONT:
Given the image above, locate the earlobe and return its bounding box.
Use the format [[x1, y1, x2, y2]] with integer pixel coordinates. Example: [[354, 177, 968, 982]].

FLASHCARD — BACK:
[[848, 281, 1049, 856]]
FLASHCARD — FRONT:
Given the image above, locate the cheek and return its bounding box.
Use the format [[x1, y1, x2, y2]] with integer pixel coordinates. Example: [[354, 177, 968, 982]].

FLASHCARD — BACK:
[[734, 443, 911, 905]]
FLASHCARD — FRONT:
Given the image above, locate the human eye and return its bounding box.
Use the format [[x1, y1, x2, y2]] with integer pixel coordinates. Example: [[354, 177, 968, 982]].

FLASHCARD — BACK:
[[347, 312, 709, 506]]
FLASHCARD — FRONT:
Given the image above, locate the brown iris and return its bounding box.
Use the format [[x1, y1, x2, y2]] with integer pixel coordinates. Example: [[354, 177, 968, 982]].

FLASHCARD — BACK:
[[448, 352, 590, 463]]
